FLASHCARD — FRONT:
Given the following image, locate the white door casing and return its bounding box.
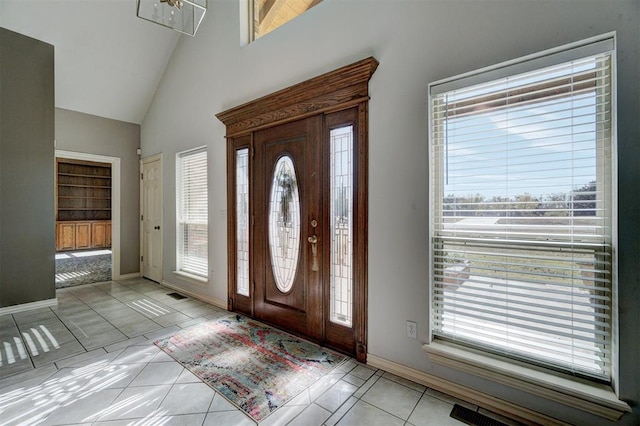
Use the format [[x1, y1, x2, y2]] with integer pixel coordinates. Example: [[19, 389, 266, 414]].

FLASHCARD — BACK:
[[141, 154, 163, 282], [55, 150, 121, 279]]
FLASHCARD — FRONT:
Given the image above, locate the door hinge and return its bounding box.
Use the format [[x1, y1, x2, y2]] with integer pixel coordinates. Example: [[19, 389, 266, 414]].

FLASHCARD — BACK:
[[141, 214, 144, 221], [228, 297, 234, 311], [140, 173, 144, 180], [140, 255, 143, 262], [251, 146, 255, 158], [251, 214, 255, 226]]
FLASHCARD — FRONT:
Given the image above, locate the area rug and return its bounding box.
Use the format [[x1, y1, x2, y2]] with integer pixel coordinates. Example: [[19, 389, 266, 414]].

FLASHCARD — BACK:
[[154, 314, 347, 422]]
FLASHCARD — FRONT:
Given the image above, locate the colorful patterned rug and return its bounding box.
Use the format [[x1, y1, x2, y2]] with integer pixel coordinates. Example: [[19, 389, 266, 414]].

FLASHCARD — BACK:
[[154, 314, 347, 422]]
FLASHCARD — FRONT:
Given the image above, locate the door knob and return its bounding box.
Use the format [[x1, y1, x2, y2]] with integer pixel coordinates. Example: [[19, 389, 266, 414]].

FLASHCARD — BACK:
[[308, 235, 318, 244], [154, 225, 160, 230]]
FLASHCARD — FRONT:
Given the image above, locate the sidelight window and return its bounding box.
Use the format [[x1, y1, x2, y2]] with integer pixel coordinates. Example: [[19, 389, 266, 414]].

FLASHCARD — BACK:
[[236, 148, 250, 296], [330, 125, 354, 327]]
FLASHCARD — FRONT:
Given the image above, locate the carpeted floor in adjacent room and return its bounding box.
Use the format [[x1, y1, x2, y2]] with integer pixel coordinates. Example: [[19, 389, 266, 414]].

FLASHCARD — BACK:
[[55, 249, 112, 288]]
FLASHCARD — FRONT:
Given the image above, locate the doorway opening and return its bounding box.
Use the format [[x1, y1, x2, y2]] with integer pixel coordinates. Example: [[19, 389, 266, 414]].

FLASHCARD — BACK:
[[55, 150, 121, 287]]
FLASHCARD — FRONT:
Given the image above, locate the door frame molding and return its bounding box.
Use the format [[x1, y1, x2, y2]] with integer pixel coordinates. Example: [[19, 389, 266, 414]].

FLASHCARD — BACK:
[[55, 150, 121, 279], [140, 153, 163, 282], [217, 57, 378, 362], [216, 57, 378, 137]]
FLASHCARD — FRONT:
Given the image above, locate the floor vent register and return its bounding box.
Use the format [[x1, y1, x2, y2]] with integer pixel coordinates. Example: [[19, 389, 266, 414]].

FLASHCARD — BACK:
[[166, 292, 188, 300], [450, 404, 512, 426]]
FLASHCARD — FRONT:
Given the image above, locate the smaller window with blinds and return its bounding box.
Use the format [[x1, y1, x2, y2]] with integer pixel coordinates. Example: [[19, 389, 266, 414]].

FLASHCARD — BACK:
[[429, 36, 615, 382], [176, 146, 208, 279]]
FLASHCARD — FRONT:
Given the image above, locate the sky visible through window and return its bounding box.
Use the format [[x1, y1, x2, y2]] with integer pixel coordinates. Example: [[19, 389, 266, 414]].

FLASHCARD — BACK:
[[442, 59, 599, 201]]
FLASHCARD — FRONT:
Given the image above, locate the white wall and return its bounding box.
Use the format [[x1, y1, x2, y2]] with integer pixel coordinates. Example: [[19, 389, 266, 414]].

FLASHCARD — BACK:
[[141, 1, 639, 424], [55, 108, 141, 276]]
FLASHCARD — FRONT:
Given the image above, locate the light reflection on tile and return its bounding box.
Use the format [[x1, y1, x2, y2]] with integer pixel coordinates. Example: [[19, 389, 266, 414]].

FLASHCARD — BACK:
[[0, 279, 508, 426]]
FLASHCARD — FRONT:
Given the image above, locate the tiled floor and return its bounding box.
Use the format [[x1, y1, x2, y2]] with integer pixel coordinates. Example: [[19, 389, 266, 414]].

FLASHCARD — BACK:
[[0, 278, 505, 425]]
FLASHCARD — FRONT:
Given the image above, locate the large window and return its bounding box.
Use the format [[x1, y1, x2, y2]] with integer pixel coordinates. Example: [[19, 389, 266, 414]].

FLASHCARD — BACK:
[[429, 37, 615, 381], [249, 0, 322, 41], [177, 147, 208, 278]]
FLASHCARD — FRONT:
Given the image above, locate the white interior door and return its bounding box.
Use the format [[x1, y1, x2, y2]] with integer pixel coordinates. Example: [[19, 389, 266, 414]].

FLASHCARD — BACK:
[[141, 155, 163, 282]]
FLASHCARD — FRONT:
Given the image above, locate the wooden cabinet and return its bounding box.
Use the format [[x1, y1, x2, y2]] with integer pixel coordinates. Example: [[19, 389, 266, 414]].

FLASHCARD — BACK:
[[105, 222, 112, 247], [56, 221, 111, 251], [57, 222, 76, 251], [91, 221, 108, 248], [74, 222, 91, 249]]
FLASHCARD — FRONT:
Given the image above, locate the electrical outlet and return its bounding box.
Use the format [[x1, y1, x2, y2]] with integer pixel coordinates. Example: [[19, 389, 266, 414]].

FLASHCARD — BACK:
[[406, 321, 417, 339]]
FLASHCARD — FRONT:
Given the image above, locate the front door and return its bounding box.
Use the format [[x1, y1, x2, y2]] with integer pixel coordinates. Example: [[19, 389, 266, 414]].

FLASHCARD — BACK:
[[253, 117, 323, 340]]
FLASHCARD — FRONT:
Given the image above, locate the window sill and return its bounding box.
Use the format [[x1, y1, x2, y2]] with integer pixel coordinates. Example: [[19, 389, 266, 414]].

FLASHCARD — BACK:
[[423, 340, 631, 421], [173, 270, 208, 286]]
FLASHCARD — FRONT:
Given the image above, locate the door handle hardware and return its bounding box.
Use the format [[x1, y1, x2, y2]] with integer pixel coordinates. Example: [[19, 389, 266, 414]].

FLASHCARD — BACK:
[[308, 234, 318, 271], [154, 226, 161, 230]]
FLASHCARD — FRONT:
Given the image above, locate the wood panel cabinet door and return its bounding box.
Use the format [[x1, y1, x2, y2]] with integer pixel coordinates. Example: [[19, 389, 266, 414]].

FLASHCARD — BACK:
[[106, 222, 112, 247], [75, 222, 91, 249], [91, 222, 107, 248], [57, 223, 76, 251]]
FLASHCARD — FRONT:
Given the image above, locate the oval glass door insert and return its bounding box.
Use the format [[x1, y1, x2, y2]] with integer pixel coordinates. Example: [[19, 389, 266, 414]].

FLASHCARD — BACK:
[[269, 155, 301, 293]]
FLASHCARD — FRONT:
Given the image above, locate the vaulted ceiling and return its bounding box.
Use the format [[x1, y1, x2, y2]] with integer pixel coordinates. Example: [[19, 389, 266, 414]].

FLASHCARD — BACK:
[[0, 0, 181, 124]]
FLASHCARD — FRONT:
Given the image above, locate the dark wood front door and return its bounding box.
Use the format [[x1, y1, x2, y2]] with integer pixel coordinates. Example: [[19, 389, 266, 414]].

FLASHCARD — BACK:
[[253, 117, 323, 340]]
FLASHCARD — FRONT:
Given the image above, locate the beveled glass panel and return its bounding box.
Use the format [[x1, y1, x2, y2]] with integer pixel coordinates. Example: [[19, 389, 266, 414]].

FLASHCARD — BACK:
[[269, 156, 301, 293], [330, 126, 354, 326], [236, 148, 249, 297]]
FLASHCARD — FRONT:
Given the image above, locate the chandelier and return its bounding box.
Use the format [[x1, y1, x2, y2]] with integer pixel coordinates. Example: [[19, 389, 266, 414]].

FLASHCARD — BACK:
[[137, 0, 207, 36]]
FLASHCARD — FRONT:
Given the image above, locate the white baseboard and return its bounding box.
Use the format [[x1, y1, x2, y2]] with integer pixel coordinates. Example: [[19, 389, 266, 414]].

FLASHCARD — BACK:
[[117, 272, 141, 280], [161, 280, 227, 310], [366, 353, 568, 426], [0, 298, 58, 316]]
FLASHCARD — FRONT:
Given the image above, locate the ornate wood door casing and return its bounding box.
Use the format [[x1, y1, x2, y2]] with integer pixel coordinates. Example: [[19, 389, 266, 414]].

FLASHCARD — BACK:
[[217, 57, 378, 362]]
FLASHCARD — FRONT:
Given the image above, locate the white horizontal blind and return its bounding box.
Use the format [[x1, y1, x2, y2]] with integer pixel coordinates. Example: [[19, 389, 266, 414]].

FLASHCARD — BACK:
[[430, 44, 613, 380], [177, 147, 208, 278]]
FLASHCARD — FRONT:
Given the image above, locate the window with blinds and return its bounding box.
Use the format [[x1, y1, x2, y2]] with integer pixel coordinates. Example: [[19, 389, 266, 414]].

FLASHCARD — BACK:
[[429, 37, 615, 381], [177, 147, 208, 278]]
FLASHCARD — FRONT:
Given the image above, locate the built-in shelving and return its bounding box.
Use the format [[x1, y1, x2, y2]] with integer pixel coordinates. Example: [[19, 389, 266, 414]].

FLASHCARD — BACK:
[[56, 158, 112, 222], [55, 158, 112, 251]]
